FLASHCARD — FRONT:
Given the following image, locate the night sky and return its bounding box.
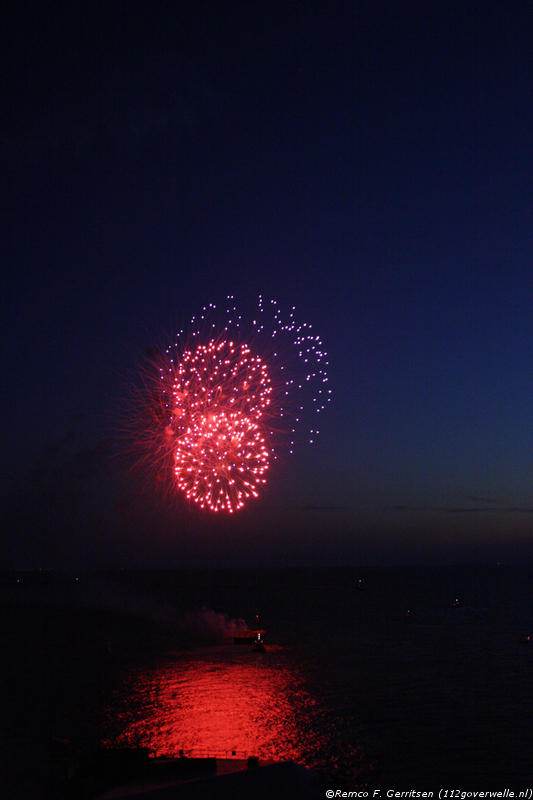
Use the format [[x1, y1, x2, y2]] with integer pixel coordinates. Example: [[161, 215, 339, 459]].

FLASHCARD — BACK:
[[2, 0, 532, 568]]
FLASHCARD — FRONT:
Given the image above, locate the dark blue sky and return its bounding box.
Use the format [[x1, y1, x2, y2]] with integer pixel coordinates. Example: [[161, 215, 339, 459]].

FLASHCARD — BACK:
[[2, 0, 532, 567]]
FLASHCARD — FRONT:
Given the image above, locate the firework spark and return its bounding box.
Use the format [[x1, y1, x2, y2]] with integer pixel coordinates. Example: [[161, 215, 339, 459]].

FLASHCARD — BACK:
[[137, 296, 330, 513]]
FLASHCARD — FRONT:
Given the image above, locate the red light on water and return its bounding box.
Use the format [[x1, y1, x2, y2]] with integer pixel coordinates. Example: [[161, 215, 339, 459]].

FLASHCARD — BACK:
[[103, 652, 306, 762]]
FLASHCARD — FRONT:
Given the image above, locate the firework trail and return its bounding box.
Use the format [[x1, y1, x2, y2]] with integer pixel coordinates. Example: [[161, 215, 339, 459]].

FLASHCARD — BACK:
[[136, 296, 330, 513]]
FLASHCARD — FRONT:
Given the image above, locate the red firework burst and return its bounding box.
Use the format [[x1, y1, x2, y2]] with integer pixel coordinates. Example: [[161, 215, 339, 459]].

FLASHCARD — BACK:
[[130, 296, 330, 513], [165, 338, 273, 512], [173, 410, 270, 512]]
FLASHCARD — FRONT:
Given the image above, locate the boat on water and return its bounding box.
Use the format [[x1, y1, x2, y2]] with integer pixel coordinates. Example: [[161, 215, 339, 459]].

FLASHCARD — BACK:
[[233, 629, 266, 645], [233, 614, 266, 647]]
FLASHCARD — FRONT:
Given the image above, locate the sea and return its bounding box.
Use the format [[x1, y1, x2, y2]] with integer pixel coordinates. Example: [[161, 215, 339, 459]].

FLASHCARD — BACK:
[[1, 565, 533, 797]]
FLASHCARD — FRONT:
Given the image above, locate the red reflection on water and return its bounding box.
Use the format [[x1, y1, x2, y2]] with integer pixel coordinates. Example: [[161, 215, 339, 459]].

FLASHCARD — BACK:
[[104, 648, 312, 762]]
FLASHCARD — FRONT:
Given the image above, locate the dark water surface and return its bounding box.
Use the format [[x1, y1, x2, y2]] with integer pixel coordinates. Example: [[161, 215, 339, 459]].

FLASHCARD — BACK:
[[2, 566, 533, 796]]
